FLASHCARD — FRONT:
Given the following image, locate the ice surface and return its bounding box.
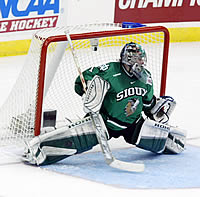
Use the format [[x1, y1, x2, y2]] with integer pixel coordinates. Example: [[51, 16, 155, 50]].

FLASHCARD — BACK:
[[42, 145, 200, 189], [0, 42, 200, 197]]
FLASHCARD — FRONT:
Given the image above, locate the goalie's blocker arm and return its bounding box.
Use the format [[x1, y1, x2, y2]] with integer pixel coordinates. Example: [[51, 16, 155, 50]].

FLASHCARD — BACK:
[[83, 75, 110, 113]]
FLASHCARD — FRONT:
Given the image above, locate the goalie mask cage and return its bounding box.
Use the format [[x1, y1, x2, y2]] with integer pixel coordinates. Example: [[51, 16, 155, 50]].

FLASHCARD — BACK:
[[0, 23, 169, 147]]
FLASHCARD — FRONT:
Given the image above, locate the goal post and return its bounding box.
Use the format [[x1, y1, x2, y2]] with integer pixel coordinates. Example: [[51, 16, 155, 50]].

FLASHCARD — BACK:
[[0, 23, 170, 147]]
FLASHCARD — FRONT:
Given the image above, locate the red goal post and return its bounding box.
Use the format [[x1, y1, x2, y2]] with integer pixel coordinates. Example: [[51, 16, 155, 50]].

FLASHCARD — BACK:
[[0, 24, 169, 146], [36, 25, 169, 135]]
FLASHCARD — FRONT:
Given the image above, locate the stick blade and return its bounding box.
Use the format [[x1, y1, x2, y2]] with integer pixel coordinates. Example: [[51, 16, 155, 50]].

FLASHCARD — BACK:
[[109, 159, 145, 172]]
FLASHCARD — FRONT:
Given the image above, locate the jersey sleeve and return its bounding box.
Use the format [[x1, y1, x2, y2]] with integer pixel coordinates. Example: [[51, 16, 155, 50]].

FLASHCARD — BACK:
[[142, 73, 156, 112]]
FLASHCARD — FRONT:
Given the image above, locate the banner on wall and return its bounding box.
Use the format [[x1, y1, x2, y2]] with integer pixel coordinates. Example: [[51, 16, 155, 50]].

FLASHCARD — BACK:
[[0, 0, 59, 33], [114, 0, 200, 23]]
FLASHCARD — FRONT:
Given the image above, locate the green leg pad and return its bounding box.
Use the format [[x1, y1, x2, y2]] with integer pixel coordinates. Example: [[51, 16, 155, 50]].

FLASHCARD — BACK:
[[136, 138, 167, 154], [39, 133, 98, 165]]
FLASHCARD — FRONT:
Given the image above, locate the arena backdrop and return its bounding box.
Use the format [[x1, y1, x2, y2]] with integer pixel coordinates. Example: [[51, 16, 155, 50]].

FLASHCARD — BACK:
[[0, 0, 200, 56]]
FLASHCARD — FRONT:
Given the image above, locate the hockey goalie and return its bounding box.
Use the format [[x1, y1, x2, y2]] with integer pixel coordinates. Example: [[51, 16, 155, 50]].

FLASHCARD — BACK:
[[23, 42, 187, 168]]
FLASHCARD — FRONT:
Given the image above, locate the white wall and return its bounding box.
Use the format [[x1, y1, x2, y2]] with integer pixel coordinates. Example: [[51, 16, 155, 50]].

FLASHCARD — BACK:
[[65, 0, 115, 25]]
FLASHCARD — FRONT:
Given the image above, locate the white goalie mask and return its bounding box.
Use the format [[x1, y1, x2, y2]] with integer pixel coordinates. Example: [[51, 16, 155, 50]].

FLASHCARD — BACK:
[[120, 42, 147, 80]]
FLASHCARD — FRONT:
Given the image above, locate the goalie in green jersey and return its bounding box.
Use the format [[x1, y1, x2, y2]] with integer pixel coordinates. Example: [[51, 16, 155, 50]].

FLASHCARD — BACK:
[[23, 42, 187, 166], [75, 42, 154, 143], [75, 42, 186, 151]]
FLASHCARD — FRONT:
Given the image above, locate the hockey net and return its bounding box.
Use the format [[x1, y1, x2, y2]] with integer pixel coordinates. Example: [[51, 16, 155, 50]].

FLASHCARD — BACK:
[[0, 23, 169, 147]]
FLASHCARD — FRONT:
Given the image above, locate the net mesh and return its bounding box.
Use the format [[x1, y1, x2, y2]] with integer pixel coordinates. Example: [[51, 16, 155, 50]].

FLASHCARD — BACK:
[[0, 23, 167, 147]]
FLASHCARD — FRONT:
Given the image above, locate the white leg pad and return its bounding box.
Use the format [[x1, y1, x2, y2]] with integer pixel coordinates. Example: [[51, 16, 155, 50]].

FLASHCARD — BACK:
[[136, 119, 187, 154], [164, 127, 187, 154]]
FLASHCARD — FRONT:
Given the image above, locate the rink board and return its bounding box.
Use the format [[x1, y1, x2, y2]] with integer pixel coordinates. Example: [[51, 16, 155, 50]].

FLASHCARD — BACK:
[[42, 145, 200, 189]]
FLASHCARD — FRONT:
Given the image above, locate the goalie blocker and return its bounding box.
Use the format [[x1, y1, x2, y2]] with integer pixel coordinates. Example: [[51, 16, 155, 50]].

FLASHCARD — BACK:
[[23, 76, 186, 165]]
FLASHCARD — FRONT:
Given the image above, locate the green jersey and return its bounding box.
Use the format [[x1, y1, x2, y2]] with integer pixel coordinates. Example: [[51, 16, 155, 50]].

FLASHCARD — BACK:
[[75, 62, 154, 131]]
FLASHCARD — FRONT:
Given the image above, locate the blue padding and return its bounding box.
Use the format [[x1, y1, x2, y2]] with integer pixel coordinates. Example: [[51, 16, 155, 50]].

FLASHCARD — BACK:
[[122, 22, 146, 28], [42, 145, 200, 189]]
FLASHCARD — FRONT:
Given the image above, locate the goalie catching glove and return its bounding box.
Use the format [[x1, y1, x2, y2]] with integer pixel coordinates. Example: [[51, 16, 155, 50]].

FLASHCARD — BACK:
[[150, 96, 176, 124]]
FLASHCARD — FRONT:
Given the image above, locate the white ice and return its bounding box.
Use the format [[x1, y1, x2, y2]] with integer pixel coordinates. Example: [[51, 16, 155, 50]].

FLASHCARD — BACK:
[[0, 42, 200, 197]]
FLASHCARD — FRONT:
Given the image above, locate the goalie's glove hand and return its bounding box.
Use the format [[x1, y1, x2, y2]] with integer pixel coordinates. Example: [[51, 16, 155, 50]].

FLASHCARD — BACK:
[[150, 96, 176, 124]]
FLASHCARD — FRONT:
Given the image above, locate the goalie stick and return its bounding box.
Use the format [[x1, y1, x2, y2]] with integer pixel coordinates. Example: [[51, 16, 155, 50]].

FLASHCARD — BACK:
[[65, 32, 144, 172]]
